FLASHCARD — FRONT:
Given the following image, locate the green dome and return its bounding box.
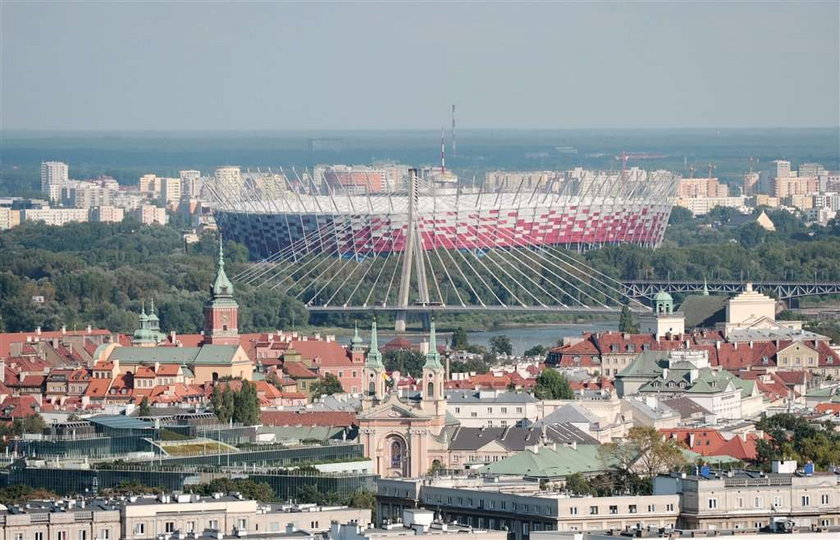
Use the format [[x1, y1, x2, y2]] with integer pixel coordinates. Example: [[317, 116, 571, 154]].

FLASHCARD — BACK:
[[653, 291, 673, 302]]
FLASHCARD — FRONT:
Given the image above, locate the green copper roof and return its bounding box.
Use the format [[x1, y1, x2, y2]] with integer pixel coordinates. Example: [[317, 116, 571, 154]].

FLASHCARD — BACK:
[[365, 320, 384, 369], [423, 320, 443, 371], [211, 239, 237, 307], [479, 444, 607, 478], [654, 290, 673, 302], [350, 322, 364, 348]]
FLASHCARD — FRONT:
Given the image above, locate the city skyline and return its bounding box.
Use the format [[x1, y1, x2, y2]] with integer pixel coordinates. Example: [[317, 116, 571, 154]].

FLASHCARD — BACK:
[[2, 1, 838, 131]]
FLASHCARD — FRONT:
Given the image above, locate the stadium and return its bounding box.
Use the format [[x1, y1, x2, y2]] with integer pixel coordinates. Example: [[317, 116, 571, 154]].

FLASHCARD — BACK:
[[209, 168, 679, 261]]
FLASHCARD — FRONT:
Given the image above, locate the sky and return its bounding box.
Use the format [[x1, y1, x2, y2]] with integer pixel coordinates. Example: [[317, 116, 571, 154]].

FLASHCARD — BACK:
[[2, 1, 838, 131]]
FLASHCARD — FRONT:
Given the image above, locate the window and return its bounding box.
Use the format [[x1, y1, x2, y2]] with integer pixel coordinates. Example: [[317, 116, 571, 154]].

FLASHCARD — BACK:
[[135, 524, 145, 536], [773, 497, 782, 508], [487, 407, 493, 413], [516, 407, 523, 413], [57, 533, 67, 540], [36, 533, 44, 540], [708, 499, 717, 509], [647, 505, 656, 512], [754, 497, 763, 509], [310, 522, 319, 529], [501, 420, 508, 426], [821, 494, 830, 505], [209, 520, 219, 530], [802, 496, 810, 506], [187, 522, 195, 533], [629, 505, 637, 514], [501, 407, 507, 413], [570, 507, 578, 515], [821, 520, 830, 527], [666, 504, 674, 512], [14, 534, 23, 540], [455, 407, 460, 413], [237, 519, 246, 530], [100, 531, 109, 540], [609, 505, 618, 514], [471, 412, 477, 417], [590, 506, 599, 515], [737, 497, 744, 508]]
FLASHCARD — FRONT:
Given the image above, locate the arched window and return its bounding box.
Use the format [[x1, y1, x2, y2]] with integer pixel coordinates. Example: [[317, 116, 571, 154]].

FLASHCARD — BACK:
[[427, 381, 435, 398], [368, 382, 375, 396]]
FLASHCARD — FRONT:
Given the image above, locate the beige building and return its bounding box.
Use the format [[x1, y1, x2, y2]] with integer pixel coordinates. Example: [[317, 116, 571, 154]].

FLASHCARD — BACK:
[[21, 208, 89, 226], [377, 477, 680, 540], [122, 494, 369, 539], [159, 177, 182, 208], [776, 342, 820, 370], [132, 205, 168, 225], [0, 207, 21, 230], [91, 206, 125, 223], [0, 500, 121, 540], [678, 177, 729, 198], [657, 465, 840, 530]]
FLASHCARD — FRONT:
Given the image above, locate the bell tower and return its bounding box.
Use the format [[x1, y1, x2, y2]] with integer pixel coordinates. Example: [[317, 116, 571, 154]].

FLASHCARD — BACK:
[[421, 320, 446, 415], [203, 239, 239, 346], [350, 323, 366, 364], [362, 320, 387, 406]]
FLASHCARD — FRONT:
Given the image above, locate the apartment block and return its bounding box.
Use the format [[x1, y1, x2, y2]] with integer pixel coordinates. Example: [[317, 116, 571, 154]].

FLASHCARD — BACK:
[[21, 208, 89, 226], [132, 205, 167, 226], [90, 206, 125, 223]]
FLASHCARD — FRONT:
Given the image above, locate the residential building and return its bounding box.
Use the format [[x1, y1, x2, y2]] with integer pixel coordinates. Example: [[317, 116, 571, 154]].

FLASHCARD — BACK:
[[675, 196, 748, 216], [215, 166, 244, 196], [180, 170, 202, 198], [132, 205, 167, 225], [21, 208, 89, 226], [376, 477, 680, 540], [90, 206, 125, 223], [0, 207, 21, 229], [330, 510, 506, 540], [159, 177, 182, 208], [678, 177, 729, 198], [0, 499, 121, 540], [773, 160, 792, 180], [654, 465, 840, 529], [447, 389, 540, 427], [41, 161, 69, 202]]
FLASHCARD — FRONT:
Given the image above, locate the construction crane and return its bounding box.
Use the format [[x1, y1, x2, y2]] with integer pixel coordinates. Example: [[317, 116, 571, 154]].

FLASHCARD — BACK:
[[688, 165, 696, 179], [748, 156, 758, 174], [707, 163, 716, 179]]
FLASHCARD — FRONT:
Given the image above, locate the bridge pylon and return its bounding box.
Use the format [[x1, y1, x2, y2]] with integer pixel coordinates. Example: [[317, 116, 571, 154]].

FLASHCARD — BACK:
[[395, 169, 430, 332]]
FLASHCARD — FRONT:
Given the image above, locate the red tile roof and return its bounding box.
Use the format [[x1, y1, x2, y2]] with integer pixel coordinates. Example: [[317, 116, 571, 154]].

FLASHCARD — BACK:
[[0, 329, 111, 358], [661, 428, 761, 461], [283, 361, 319, 379]]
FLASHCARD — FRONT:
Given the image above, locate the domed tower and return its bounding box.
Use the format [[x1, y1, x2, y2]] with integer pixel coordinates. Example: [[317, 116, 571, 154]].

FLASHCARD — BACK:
[[640, 290, 684, 339], [203, 240, 239, 346], [362, 320, 387, 405], [420, 320, 446, 415], [349, 323, 366, 364]]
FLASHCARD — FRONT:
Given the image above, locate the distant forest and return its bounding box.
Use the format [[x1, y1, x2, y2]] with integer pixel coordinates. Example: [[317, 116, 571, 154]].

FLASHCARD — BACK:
[[0, 208, 838, 334]]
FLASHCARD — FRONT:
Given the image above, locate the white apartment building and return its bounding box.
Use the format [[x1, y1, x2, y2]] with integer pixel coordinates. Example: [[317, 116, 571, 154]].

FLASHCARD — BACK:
[[675, 196, 748, 216], [180, 170, 202, 198], [90, 206, 125, 223], [21, 208, 89, 226], [41, 161, 69, 202], [0, 499, 121, 540], [132, 205, 167, 225], [62, 181, 116, 209], [215, 166, 243, 196], [159, 177, 182, 208], [447, 390, 540, 428]]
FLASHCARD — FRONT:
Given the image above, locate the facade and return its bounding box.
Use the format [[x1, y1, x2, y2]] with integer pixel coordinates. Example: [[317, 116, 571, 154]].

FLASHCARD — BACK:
[[447, 390, 539, 428], [655, 468, 840, 530], [376, 477, 680, 540], [0, 500, 121, 540], [675, 196, 748, 216], [678, 177, 729, 198], [357, 321, 449, 478], [159, 177, 182, 208], [41, 161, 69, 202], [21, 208, 89, 226], [212, 169, 678, 259], [91, 206, 125, 223], [132, 205, 167, 225], [203, 242, 240, 346]]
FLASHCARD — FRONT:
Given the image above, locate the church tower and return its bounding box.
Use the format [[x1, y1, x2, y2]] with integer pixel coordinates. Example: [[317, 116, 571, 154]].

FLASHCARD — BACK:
[[349, 323, 366, 364], [362, 320, 387, 405], [639, 290, 684, 340], [203, 240, 239, 346], [420, 320, 446, 415]]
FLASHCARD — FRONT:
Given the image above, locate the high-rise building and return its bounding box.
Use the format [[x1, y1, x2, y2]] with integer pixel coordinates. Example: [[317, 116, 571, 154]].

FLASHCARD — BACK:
[[41, 161, 69, 202], [214, 166, 243, 198], [179, 169, 202, 198], [159, 177, 182, 208], [90, 206, 125, 223], [139, 174, 161, 196], [743, 172, 760, 196], [772, 160, 791, 179], [799, 162, 825, 177]]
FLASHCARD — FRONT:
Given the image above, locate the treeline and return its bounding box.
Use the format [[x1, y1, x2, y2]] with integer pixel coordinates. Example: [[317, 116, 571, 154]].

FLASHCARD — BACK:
[[0, 221, 308, 333]]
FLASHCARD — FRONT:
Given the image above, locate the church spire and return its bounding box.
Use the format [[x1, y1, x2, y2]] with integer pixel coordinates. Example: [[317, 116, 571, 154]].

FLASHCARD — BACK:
[[211, 237, 235, 303], [703, 278, 709, 296], [423, 320, 443, 371], [366, 320, 384, 369]]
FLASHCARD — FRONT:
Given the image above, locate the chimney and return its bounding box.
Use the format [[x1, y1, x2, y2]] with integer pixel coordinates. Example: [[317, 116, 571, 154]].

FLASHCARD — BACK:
[[170, 331, 177, 344], [715, 341, 721, 350], [734, 342, 738, 350], [61, 325, 66, 335], [86, 325, 92, 334], [36, 327, 42, 336]]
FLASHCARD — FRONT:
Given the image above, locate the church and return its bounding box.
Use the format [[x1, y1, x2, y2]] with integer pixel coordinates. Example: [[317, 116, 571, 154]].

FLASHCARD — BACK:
[[93, 242, 253, 384], [356, 320, 452, 477]]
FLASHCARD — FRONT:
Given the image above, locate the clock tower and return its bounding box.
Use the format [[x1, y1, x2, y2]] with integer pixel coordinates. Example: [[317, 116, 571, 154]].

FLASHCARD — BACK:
[[203, 239, 240, 346]]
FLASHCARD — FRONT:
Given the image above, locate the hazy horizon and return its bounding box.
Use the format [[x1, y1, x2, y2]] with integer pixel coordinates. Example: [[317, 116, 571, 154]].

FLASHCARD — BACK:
[[2, 1, 839, 131]]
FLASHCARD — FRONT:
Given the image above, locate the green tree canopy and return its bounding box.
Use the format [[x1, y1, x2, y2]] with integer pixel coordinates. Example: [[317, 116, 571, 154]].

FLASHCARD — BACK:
[[533, 369, 574, 400], [310, 373, 344, 400], [450, 327, 469, 350], [490, 335, 513, 356]]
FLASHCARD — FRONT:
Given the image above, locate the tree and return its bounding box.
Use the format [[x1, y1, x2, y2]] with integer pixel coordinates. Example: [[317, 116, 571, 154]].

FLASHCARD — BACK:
[[668, 206, 694, 225], [523, 344, 547, 358], [533, 369, 574, 400], [600, 426, 686, 478], [0, 485, 59, 505], [490, 335, 513, 356], [618, 305, 639, 333], [383, 349, 425, 377], [564, 472, 593, 496], [12, 414, 46, 436], [451, 327, 469, 350], [199, 478, 274, 502], [310, 373, 344, 400], [138, 396, 151, 417], [755, 413, 840, 470], [233, 380, 260, 426], [211, 385, 231, 423]]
